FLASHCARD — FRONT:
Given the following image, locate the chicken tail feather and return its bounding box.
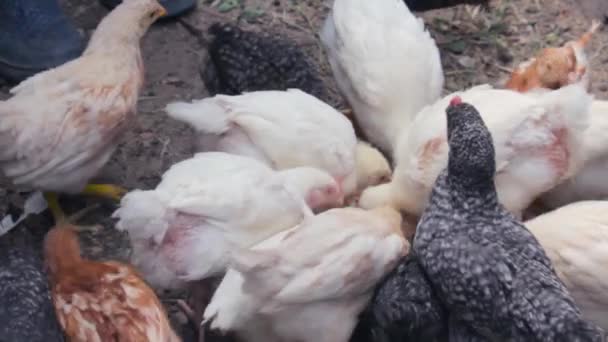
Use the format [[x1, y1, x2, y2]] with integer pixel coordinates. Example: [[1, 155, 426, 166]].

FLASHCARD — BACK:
[[165, 98, 231, 134], [112, 189, 169, 245]]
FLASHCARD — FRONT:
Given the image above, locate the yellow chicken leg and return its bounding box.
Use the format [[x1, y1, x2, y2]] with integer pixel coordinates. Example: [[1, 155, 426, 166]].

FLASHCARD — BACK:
[[44, 192, 102, 232], [82, 184, 127, 202], [44, 192, 67, 223]]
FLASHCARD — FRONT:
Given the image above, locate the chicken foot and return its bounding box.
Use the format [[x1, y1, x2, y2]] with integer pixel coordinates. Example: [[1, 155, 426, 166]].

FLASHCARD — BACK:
[[177, 279, 225, 342], [177, 300, 205, 342], [44, 192, 102, 231], [81, 183, 128, 202], [43, 183, 124, 230]]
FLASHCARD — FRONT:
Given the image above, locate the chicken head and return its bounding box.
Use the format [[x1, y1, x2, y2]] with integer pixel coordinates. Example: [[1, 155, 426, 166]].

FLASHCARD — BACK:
[[278, 166, 345, 212]]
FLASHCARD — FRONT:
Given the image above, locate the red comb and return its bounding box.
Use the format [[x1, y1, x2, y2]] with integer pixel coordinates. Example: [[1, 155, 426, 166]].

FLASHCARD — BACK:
[[449, 96, 462, 106]]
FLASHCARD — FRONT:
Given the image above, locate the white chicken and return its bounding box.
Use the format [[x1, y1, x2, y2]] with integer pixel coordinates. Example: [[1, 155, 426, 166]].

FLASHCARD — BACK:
[[112, 152, 343, 290], [540, 100, 608, 208], [320, 0, 444, 157], [359, 83, 592, 218], [525, 200, 608, 330], [0, 0, 166, 224], [165, 89, 389, 197], [203, 206, 408, 342], [355, 140, 392, 192]]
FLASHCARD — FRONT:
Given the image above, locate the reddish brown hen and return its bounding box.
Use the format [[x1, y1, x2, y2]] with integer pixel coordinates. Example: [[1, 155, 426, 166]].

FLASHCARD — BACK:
[[506, 21, 601, 92], [44, 224, 180, 342]]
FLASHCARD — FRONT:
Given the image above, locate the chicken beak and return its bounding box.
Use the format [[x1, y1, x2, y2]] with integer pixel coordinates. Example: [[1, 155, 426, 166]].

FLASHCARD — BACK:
[[157, 6, 167, 17]]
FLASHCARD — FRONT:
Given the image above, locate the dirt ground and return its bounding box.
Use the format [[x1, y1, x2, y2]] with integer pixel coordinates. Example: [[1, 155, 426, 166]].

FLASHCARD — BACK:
[[0, 0, 606, 339]]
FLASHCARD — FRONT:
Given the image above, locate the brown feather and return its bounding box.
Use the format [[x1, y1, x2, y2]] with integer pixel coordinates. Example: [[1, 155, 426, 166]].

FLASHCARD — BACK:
[[44, 225, 180, 342], [505, 21, 600, 92]]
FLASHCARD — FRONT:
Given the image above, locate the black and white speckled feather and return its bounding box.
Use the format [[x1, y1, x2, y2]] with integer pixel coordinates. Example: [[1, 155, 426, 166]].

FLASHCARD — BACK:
[[202, 23, 329, 102], [350, 253, 447, 342], [413, 100, 605, 341], [0, 221, 64, 341]]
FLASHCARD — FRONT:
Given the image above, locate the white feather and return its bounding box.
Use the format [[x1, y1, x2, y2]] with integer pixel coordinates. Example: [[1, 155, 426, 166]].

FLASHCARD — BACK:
[[165, 99, 230, 134], [525, 201, 608, 330], [360, 83, 592, 217], [166, 89, 359, 195], [320, 0, 443, 156], [204, 206, 407, 342], [113, 152, 335, 289], [541, 100, 608, 208]]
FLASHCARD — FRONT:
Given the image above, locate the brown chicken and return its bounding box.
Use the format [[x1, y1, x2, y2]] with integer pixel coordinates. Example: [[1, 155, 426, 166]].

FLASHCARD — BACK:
[[44, 224, 180, 342], [505, 21, 601, 92]]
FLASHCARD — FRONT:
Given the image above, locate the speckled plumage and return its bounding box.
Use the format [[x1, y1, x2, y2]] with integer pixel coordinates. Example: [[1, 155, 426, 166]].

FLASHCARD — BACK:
[[202, 23, 328, 102], [350, 253, 447, 342], [0, 223, 64, 342], [413, 101, 605, 341]]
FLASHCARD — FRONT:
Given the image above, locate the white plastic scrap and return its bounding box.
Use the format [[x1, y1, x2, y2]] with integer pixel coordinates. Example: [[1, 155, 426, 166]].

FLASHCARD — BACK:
[[0, 191, 48, 237]]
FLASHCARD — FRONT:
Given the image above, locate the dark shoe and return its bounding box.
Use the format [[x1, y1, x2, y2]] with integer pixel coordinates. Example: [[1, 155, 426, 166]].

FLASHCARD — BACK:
[[99, 0, 196, 18], [0, 0, 85, 83]]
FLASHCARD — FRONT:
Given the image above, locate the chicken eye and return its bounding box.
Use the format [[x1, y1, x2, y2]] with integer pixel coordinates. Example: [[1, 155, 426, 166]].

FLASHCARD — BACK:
[[325, 187, 335, 195]]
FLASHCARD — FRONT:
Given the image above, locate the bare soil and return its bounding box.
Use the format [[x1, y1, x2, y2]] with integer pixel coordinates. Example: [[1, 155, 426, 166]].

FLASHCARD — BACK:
[[0, 0, 606, 339]]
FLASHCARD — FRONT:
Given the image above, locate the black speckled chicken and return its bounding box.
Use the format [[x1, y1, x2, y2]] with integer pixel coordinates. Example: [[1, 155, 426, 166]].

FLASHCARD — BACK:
[[0, 219, 64, 342], [350, 253, 447, 342], [413, 97, 605, 341], [202, 23, 328, 101], [404, 0, 489, 11]]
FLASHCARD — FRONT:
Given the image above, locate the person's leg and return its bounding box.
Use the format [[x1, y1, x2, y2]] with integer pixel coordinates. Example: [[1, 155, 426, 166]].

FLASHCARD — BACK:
[[0, 0, 85, 83], [98, 0, 196, 18]]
